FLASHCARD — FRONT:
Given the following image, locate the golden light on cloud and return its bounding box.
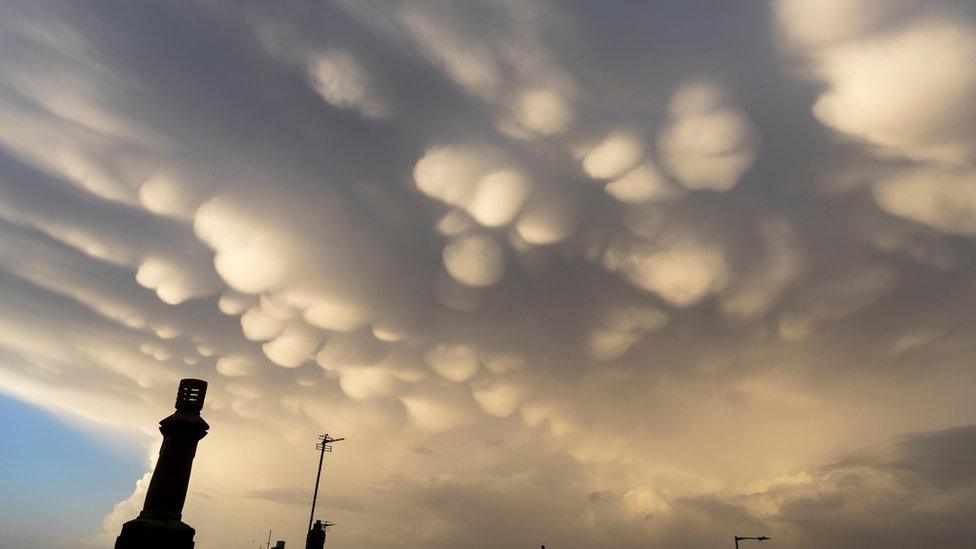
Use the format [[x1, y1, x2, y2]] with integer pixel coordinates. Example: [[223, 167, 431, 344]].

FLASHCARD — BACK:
[[2, 1, 976, 548]]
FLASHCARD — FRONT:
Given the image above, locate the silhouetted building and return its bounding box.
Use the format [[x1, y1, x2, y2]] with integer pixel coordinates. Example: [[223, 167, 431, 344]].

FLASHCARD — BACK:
[[306, 520, 331, 549], [115, 379, 210, 549]]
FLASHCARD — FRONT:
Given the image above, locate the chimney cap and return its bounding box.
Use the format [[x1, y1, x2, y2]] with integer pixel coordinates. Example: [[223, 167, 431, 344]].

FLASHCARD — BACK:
[[175, 378, 208, 411]]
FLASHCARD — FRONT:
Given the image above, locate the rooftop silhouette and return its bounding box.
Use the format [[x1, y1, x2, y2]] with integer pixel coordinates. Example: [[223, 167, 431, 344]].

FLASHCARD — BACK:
[[115, 378, 210, 549]]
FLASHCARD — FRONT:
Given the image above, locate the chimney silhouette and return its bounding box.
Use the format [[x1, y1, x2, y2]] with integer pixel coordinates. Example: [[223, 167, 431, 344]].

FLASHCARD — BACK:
[[115, 379, 210, 549], [305, 519, 330, 549]]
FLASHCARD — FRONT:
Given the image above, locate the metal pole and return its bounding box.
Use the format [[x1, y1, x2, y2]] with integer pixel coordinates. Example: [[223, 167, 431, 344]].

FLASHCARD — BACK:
[[735, 537, 739, 549], [308, 441, 327, 532]]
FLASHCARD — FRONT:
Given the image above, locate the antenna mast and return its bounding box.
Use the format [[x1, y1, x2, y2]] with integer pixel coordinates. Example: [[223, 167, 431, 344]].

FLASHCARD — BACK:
[[308, 434, 345, 532]]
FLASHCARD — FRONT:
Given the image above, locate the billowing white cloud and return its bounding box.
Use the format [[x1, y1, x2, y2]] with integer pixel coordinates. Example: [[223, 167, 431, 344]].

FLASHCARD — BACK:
[[778, 0, 976, 164], [873, 168, 976, 236], [479, 350, 526, 375], [138, 174, 207, 220], [604, 234, 731, 307], [512, 88, 575, 136], [442, 232, 505, 287], [605, 161, 684, 204], [215, 354, 260, 377], [586, 305, 668, 361], [338, 365, 396, 400], [304, 300, 369, 332], [3, 2, 976, 548], [307, 50, 391, 119], [217, 289, 255, 316], [240, 305, 285, 341], [135, 256, 220, 305], [582, 129, 646, 180], [424, 343, 480, 383], [657, 81, 758, 191], [315, 331, 387, 372], [467, 169, 532, 227], [401, 391, 476, 432], [514, 190, 578, 245], [413, 145, 501, 208], [261, 321, 321, 367], [472, 378, 527, 417], [194, 197, 289, 295]]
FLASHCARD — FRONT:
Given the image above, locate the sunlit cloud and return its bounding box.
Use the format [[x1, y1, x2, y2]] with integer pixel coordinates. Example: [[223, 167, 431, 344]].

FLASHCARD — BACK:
[[2, 1, 976, 548]]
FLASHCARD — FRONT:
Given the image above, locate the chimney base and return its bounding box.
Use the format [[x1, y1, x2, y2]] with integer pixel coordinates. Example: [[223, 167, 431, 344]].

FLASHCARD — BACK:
[[115, 517, 196, 549]]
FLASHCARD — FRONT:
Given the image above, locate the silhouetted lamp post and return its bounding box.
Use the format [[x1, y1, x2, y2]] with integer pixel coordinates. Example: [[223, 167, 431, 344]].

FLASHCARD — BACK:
[[115, 379, 210, 549], [734, 535, 771, 548]]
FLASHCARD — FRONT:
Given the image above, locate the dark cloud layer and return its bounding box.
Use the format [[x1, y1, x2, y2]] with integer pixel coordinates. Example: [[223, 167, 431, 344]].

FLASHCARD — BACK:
[[1, 0, 975, 547]]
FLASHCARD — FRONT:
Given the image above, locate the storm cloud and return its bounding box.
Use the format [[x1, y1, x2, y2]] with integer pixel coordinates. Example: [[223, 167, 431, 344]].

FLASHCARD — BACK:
[[1, 0, 976, 547]]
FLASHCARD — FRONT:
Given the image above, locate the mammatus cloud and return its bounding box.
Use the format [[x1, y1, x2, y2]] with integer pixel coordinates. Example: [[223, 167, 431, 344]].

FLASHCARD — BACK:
[[657, 81, 759, 192], [778, 0, 976, 165], [873, 168, 976, 236], [778, 0, 976, 248], [1, 1, 976, 547]]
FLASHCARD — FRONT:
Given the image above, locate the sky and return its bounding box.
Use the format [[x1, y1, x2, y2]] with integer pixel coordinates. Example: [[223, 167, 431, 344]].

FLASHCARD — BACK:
[[1, 0, 976, 547], [0, 393, 145, 547]]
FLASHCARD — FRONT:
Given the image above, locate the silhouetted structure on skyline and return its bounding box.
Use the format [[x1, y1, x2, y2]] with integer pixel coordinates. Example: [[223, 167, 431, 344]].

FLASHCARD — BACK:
[[305, 519, 332, 549], [734, 535, 771, 548], [304, 433, 343, 547], [308, 434, 344, 531], [115, 379, 210, 549]]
